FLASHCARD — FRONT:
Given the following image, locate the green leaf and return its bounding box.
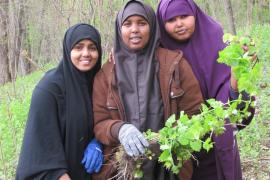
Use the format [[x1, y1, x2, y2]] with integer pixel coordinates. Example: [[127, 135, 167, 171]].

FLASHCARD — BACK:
[[190, 140, 202, 152], [159, 150, 172, 162], [179, 136, 189, 146], [134, 169, 143, 179], [164, 161, 172, 169], [223, 33, 234, 42], [201, 104, 209, 113], [160, 144, 171, 150], [144, 129, 158, 141], [165, 114, 176, 128], [172, 165, 180, 174], [203, 138, 214, 152], [240, 37, 250, 45]]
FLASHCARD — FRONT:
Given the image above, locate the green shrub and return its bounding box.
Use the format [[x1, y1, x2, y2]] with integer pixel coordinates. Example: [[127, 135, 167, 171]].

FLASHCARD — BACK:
[[0, 64, 54, 179], [237, 24, 270, 179]]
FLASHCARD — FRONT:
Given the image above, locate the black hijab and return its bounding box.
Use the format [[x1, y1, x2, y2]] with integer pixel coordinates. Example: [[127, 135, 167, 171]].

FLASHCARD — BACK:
[[16, 23, 101, 179], [62, 23, 102, 178], [114, 0, 164, 132]]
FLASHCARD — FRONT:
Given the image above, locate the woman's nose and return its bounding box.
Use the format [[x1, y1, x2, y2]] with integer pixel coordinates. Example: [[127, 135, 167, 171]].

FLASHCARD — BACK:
[[131, 24, 139, 33], [176, 18, 183, 27], [82, 48, 90, 56]]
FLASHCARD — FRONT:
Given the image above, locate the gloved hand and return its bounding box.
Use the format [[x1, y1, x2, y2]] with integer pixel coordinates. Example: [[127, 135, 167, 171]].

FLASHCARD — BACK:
[[81, 138, 103, 174], [118, 124, 149, 157]]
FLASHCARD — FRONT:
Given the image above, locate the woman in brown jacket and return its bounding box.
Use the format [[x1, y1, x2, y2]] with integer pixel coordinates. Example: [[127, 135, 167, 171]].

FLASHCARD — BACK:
[[92, 0, 203, 179]]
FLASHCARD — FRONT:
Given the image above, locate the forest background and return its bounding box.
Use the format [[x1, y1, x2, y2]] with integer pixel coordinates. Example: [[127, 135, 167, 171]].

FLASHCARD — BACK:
[[0, 0, 269, 179]]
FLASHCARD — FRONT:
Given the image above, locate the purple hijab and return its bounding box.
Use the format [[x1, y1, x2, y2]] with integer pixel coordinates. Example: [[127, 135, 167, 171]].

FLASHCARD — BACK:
[[157, 0, 231, 103], [157, 1, 242, 180]]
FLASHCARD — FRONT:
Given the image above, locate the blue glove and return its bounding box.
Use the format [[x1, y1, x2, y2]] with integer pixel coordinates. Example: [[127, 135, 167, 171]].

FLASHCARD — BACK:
[[81, 138, 103, 174]]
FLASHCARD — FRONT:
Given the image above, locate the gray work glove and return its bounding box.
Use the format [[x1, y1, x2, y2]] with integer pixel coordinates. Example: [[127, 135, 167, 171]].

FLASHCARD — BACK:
[[118, 124, 149, 157]]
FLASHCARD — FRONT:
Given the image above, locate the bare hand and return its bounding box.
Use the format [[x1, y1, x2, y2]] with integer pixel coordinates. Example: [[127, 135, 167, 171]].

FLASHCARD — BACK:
[[108, 48, 115, 64], [59, 173, 71, 180], [230, 70, 238, 91], [242, 44, 258, 62]]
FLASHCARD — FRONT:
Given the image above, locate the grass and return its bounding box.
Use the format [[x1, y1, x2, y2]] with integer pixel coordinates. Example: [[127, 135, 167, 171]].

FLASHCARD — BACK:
[[0, 64, 54, 179], [0, 25, 269, 179], [238, 65, 270, 179], [237, 24, 270, 179]]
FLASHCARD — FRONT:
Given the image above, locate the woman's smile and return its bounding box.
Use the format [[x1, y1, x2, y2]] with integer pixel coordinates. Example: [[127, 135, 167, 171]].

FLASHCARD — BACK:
[[71, 39, 99, 72], [129, 36, 142, 44]]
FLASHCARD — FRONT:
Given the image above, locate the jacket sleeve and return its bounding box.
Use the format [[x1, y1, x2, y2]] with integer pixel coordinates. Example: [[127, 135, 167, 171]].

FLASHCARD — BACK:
[[16, 86, 68, 180], [93, 70, 124, 146], [177, 58, 204, 116]]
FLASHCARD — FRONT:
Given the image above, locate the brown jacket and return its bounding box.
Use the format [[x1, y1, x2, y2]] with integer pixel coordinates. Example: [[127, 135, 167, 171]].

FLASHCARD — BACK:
[[92, 47, 203, 180]]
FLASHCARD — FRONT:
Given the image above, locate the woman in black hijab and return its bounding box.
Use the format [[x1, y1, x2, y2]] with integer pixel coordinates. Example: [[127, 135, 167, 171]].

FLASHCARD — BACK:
[[16, 23, 103, 180]]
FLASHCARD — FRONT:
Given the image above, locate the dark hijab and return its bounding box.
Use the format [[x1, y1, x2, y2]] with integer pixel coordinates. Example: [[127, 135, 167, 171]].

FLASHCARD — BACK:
[[62, 23, 102, 178], [16, 23, 101, 179], [157, 0, 231, 103], [114, 0, 164, 132], [114, 1, 177, 179]]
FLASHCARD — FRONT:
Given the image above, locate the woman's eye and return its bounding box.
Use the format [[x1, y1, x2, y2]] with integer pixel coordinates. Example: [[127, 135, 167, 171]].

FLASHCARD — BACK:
[[167, 18, 176, 23], [180, 15, 188, 19], [74, 45, 83, 50], [89, 46, 97, 51], [139, 21, 147, 26], [122, 22, 131, 27]]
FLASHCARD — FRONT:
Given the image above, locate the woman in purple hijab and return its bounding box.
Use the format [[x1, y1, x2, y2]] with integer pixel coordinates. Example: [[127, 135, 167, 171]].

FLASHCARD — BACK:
[[157, 0, 255, 180]]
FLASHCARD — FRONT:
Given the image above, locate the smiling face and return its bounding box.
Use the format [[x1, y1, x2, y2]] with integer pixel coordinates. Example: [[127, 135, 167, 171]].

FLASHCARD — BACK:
[[70, 39, 99, 72], [121, 15, 150, 51], [165, 15, 195, 42]]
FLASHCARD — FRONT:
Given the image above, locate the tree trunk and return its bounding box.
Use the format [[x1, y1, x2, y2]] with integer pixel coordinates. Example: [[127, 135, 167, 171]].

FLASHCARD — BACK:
[[211, 0, 218, 18], [223, 0, 236, 34], [36, 0, 46, 63], [207, 0, 217, 20], [254, 0, 260, 23], [0, 0, 11, 85], [7, 0, 24, 80], [246, 0, 253, 27], [17, 0, 31, 75]]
